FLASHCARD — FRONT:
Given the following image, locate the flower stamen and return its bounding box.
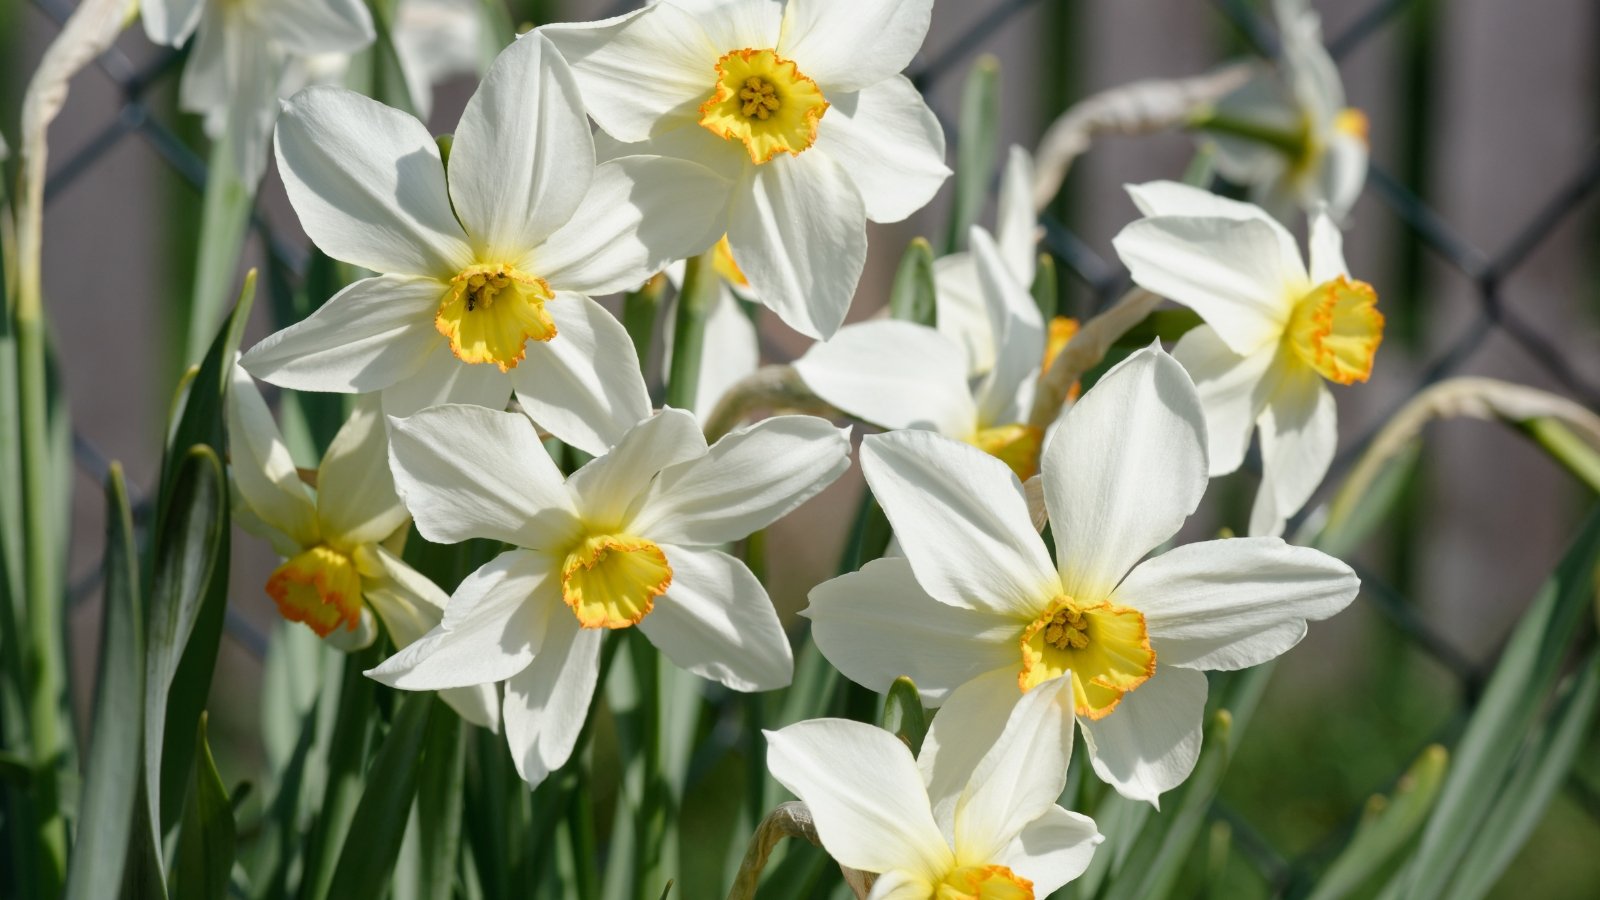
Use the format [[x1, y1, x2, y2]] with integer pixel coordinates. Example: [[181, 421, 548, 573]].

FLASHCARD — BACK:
[[560, 534, 673, 630], [265, 545, 363, 637], [1019, 596, 1155, 719], [436, 263, 557, 371], [1285, 275, 1383, 385], [700, 49, 828, 164]]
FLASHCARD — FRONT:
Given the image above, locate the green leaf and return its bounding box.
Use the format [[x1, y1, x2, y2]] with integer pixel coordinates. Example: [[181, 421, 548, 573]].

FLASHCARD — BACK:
[[161, 271, 255, 504], [412, 698, 466, 900], [880, 677, 927, 756], [120, 778, 168, 900], [888, 238, 937, 327], [944, 55, 1000, 254], [1032, 252, 1058, 322], [1110, 309, 1204, 349], [1315, 443, 1420, 559], [1391, 506, 1600, 900], [183, 141, 255, 365], [297, 645, 381, 900], [1306, 745, 1448, 900], [325, 693, 435, 900], [63, 464, 145, 900], [172, 715, 237, 900]]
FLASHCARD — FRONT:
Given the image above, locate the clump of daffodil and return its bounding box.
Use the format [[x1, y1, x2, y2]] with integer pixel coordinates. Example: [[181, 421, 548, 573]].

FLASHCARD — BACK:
[[807, 346, 1360, 805], [542, 0, 950, 339], [767, 676, 1102, 899], [369, 404, 849, 787], [1113, 180, 1383, 536], [241, 33, 728, 456], [226, 365, 497, 729]]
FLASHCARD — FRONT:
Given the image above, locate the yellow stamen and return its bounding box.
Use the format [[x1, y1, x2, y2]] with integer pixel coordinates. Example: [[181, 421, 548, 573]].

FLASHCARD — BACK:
[[969, 423, 1044, 481], [560, 534, 673, 630], [1285, 275, 1383, 385], [700, 49, 828, 164], [1334, 107, 1370, 144], [1039, 316, 1081, 401], [435, 263, 556, 371], [1018, 596, 1155, 719], [937, 865, 1035, 900], [265, 545, 363, 638], [711, 235, 749, 288]]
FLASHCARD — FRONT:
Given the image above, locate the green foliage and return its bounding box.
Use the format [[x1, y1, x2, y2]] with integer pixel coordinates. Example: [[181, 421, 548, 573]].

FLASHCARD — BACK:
[[945, 55, 1001, 254], [172, 716, 237, 900], [888, 238, 937, 327]]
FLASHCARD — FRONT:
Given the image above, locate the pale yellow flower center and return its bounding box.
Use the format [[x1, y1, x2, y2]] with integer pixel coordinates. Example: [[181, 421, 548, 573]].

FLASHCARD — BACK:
[[936, 864, 1035, 900], [1018, 596, 1156, 719], [967, 424, 1044, 481], [265, 545, 363, 637], [700, 49, 829, 164], [1285, 275, 1383, 385], [560, 534, 673, 630], [1334, 107, 1370, 144], [436, 263, 557, 371]]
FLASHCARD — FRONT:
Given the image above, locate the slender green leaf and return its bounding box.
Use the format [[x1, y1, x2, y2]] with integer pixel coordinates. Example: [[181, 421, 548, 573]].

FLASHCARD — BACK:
[[297, 645, 380, 900], [172, 715, 237, 900], [64, 464, 145, 900], [183, 141, 254, 365], [413, 698, 466, 900], [1315, 443, 1420, 559], [1306, 745, 1448, 900], [120, 777, 168, 900], [944, 55, 1000, 254], [880, 677, 927, 756], [888, 238, 937, 327], [325, 693, 434, 900], [1032, 252, 1058, 322], [162, 271, 254, 504]]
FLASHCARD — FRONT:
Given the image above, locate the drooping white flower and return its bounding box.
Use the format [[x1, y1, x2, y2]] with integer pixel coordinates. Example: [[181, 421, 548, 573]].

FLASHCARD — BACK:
[[370, 404, 850, 787], [241, 33, 729, 455], [766, 676, 1101, 899], [542, 0, 950, 339], [807, 346, 1360, 805], [141, 0, 374, 185], [793, 227, 1049, 479], [1112, 180, 1383, 536], [226, 364, 498, 729], [1202, 0, 1368, 222]]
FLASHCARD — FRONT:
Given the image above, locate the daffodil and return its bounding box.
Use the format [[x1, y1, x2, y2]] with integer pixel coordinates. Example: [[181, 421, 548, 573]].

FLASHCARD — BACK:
[[369, 404, 850, 786], [766, 676, 1101, 899], [226, 365, 498, 729], [141, 0, 374, 184], [1200, 0, 1368, 221], [793, 227, 1051, 479], [542, 0, 950, 339], [807, 346, 1360, 804], [240, 33, 729, 455], [1113, 180, 1382, 536]]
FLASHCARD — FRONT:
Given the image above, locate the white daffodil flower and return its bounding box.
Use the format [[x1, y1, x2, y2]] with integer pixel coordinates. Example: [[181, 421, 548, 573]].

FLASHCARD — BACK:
[[935, 145, 1041, 377], [807, 346, 1360, 805], [661, 237, 761, 421], [766, 676, 1102, 899], [370, 404, 850, 787], [1112, 180, 1383, 536], [794, 227, 1050, 480], [226, 365, 498, 730], [240, 34, 729, 456], [141, 0, 374, 185], [542, 0, 950, 340], [1203, 0, 1368, 222]]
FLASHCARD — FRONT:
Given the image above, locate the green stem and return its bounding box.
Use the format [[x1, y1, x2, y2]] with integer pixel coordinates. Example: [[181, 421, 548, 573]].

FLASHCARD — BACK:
[[1518, 417, 1600, 494], [631, 633, 669, 900], [665, 252, 717, 413], [623, 275, 666, 370], [184, 142, 255, 365], [1189, 110, 1308, 160]]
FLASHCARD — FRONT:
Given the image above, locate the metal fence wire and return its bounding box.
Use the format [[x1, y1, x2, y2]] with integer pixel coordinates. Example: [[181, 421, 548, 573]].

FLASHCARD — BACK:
[[25, 0, 1600, 893]]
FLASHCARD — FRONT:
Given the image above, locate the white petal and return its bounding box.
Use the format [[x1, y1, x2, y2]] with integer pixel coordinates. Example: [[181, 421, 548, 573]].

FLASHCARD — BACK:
[[1170, 325, 1280, 478], [257, 0, 374, 55], [567, 408, 707, 529], [214, 25, 282, 186], [778, 0, 934, 93], [175, 12, 229, 114], [241, 275, 442, 393], [503, 613, 604, 787], [387, 405, 580, 548], [531, 156, 729, 295], [226, 364, 319, 546], [1318, 132, 1368, 223], [765, 719, 954, 880], [1249, 367, 1336, 537], [1126, 180, 1287, 229], [996, 146, 1038, 285], [450, 33, 595, 259], [953, 676, 1077, 862], [638, 546, 791, 691], [538, 6, 718, 142], [1044, 346, 1208, 603], [791, 321, 976, 436], [1080, 665, 1207, 806], [378, 343, 513, 418], [1116, 537, 1359, 670], [315, 396, 408, 546], [971, 228, 1044, 428], [916, 668, 1021, 821], [933, 254, 994, 376], [629, 415, 850, 545], [813, 76, 948, 224], [865, 870, 934, 900], [274, 86, 472, 276], [688, 0, 783, 50], [727, 151, 866, 340], [1307, 208, 1350, 284], [508, 294, 654, 458], [805, 558, 1017, 704], [1112, 215, 1304, 356], [142, 0, 204, 44], [1000, 807, 1102, 894], [862, 430, 1057, 617], [366, 549, 558, 690]]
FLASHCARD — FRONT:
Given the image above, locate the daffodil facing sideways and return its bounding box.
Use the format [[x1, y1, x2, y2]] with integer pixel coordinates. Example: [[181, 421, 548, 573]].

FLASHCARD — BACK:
[[1113, 180, 1383, 536], [240, 33, 729, 456], [794, 227, 1052, 480], [140, 0, 375, 185], [807, 347, 1360, 805], [542, 0, 950, 339], [368, 404, 850, 787], [1198, 0, 1368, 222], [766, 676, 1102, 900], [225, 365, 498, 729]]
